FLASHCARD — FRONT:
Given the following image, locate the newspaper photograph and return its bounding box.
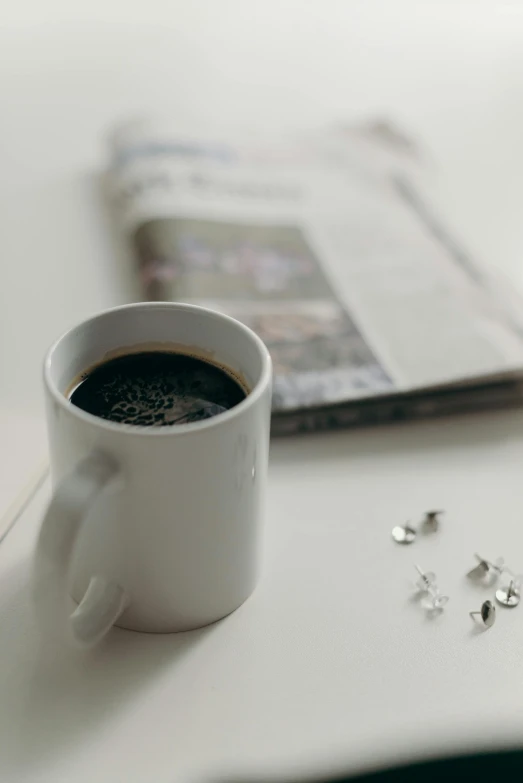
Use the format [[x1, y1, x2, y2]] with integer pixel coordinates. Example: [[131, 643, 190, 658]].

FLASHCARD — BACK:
[[133, 216, 393, 410]]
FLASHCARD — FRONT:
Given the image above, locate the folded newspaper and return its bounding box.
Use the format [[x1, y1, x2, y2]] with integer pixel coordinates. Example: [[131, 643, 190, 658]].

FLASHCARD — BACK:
[[107, 119, 523, 435]]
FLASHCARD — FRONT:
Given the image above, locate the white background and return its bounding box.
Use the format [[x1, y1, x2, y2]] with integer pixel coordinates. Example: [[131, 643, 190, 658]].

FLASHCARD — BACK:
[[2, 0, 523, 411], [3, 2, 523, 782]]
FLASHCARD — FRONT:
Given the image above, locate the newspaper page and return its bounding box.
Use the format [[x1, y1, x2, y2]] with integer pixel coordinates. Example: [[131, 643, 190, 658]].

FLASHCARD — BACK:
[[107, 119, 523, 429]]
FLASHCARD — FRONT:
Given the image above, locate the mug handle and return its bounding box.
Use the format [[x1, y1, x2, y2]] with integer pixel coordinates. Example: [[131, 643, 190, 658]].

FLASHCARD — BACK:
[[34, 451, 128, 647]]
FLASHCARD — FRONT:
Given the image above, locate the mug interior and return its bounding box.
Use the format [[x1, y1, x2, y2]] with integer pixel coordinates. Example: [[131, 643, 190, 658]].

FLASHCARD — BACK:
[[46, 303, 269, 404]]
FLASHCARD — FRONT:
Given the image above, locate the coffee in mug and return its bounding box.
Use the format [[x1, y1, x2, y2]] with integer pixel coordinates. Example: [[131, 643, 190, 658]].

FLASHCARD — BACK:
[[69, 350, 248, 427]]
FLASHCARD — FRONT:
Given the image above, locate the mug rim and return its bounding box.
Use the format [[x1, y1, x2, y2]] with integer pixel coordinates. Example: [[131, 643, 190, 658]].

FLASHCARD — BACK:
[[44, 302, 272, 437]]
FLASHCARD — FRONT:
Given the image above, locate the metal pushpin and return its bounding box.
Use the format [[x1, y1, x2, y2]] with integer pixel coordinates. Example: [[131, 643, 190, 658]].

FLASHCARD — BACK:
[[392, 523, 416, 545], [392, 509, 445, 544], [495, 579, 521, 608], [470, 600, 496, 629], [422, 510, 443, 533], [467, 554, 506, 582], [414, 564, 437, 592], [414, 565, 449, 611]]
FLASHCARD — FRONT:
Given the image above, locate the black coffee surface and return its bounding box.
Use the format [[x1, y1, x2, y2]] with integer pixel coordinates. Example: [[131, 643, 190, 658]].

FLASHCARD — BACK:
[[70, 351, 246, 426]]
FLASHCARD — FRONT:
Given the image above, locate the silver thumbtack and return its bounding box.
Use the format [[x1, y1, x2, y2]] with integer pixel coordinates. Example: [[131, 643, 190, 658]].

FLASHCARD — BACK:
[[392, 509, 445, 544], [414, 564, 437, 592], [495, 579, 521, 608], [467, 554, 506, 582], [470, 600, 496, 629], [392, 523, 416, 545], [414, 565, 449, 611], [423, 510, 443, 533]]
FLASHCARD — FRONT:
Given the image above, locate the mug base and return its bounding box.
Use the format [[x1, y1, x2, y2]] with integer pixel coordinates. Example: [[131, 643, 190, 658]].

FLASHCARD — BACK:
[[112, 588, 256, 634]]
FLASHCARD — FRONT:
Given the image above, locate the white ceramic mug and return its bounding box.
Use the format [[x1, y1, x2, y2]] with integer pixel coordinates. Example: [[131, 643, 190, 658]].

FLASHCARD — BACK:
[[34, 303, 272, 646]]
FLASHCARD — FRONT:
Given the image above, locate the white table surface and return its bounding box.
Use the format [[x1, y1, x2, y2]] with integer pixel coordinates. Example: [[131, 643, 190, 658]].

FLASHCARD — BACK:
[[3, 2, 523, 781]]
